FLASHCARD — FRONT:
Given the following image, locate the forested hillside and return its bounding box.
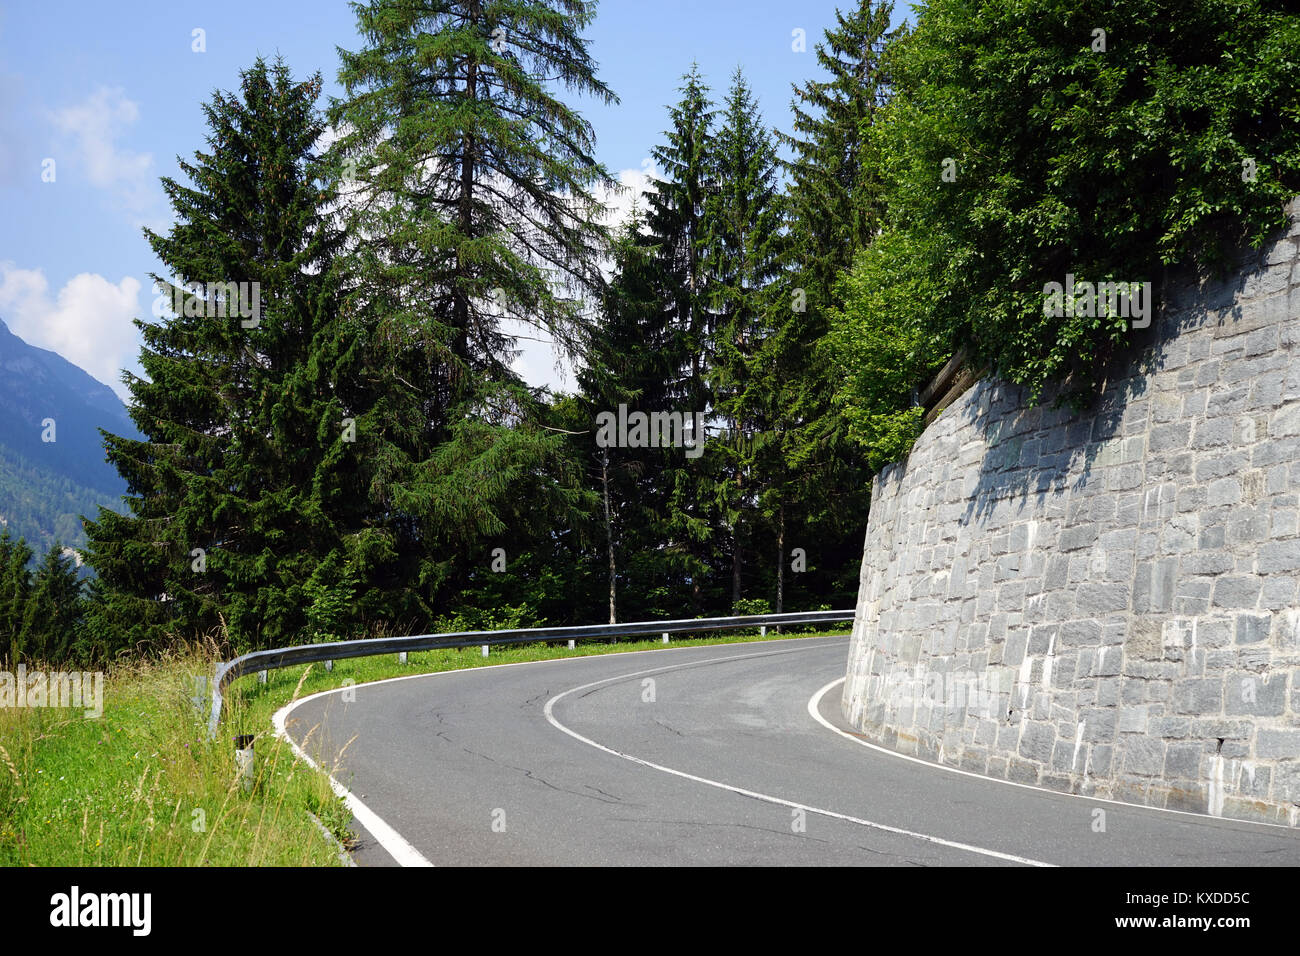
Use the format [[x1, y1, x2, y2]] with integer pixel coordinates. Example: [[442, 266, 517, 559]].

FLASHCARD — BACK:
[[0, 318, 136, 553]]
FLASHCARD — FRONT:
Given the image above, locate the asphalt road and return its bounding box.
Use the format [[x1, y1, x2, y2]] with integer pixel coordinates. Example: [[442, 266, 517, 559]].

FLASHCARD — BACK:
[[279, 636, 1300, 866]]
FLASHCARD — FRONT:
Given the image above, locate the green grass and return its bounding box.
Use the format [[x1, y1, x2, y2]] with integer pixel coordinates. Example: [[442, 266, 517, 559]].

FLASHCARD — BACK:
[[0, 651, 344, 866], [1, 627, 848, 866]]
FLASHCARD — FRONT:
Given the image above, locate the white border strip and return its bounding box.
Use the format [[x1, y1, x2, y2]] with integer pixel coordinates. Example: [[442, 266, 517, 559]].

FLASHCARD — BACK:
[[274, 687, 434, 867], [807, 677, 1296, 831], [544, 654, 1054, 867]]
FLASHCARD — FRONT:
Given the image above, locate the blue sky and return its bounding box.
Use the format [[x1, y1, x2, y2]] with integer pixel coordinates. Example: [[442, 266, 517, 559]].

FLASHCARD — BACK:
[[0, 0, 910, 397]]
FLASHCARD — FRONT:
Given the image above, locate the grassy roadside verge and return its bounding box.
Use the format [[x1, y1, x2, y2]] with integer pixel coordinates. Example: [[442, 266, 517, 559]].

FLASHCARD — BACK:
[[1, 628, 849, 866]]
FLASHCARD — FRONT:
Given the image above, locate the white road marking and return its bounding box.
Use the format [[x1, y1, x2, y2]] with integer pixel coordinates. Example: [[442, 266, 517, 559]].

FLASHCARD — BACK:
[[806, 677, 1297, 831], [544, 655, 1055, 867], [274, 689, 435, 867], [271, 635, 839, 867]]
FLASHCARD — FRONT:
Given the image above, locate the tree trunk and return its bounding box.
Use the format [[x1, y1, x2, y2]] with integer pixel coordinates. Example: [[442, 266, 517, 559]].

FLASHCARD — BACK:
[[453, 5, 480, 366], [602, 451, 616, 624], [731, 461, 742, 608], [776, 499, 785, 617]]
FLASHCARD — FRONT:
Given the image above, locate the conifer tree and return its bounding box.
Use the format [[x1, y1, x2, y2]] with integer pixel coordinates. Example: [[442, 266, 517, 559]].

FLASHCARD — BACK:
[[327, 0, 618, 620], [779, 0, 895, 306], [578, 213, 681, 622], [767, 2, 895, 606], [641, 66, 719, 611], [0, 530, 32, 662], [702, 69, 782, 607], [18, 545, 82, 663], [84, 58, 345, 654]]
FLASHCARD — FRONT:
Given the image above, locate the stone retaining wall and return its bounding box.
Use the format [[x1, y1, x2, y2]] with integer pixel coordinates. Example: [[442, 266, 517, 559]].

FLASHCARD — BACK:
[[843, 199, 1300, 825]]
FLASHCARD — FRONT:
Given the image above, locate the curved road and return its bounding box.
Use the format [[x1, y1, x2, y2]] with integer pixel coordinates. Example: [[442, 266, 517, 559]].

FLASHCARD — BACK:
[[279, 636, 1300, 866]]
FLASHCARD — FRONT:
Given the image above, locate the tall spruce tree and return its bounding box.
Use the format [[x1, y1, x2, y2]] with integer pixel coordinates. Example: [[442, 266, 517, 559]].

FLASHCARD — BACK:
[[327, 0, 617, 623], [768, 1, 896, 608], [17, 545, 82, 663], [84, 59, 346, 654], [642, 65, 719, 611], [0, 530, 32, 663], [702, 69, 782, 607], [779, 1, 895, 304], [578, 212, 682, 622]]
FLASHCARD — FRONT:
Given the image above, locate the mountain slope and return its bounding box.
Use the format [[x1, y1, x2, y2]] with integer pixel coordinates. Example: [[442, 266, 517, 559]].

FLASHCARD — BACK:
[[0, 317, 139, 552]]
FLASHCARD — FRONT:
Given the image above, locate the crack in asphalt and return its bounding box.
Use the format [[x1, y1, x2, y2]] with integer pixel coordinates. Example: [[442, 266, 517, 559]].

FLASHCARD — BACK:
[[653, 717, 687, 738], [583, 784, 628, 803], [520, 690, 551, 710], [456, 744, 627, 804]]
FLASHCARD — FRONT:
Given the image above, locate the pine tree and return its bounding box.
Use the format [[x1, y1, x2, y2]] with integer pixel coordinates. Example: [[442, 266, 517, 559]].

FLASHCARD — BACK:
[[18, 545, 83, 663], [641, 65, 719, 612], [702, 69, 782, 607], [84, 58, 345, 654], [766, 1, 896, 609], [578, 213, 682, 622], [327, 0, 618, 623], [0, 530, 32, 663], [778, 0, 895, 305]]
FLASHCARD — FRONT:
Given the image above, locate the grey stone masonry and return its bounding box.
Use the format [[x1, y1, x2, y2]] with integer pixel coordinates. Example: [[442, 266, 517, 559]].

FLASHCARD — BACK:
[[843, 198, 1300, 827]]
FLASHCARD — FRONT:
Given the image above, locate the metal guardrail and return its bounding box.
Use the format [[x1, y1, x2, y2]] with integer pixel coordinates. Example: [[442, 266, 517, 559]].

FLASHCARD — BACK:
[[206, 609, 855, 737]]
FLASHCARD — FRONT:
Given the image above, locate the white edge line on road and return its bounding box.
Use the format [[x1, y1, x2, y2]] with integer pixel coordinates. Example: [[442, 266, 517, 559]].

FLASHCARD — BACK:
[[274, 687, 434, 867], [269, 634, 845, 867], [543, 657, 1055, 867], [806, 676, 1297, 832]]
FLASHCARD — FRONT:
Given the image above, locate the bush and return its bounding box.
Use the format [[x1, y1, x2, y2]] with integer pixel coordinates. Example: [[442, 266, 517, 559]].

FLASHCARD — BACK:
[[832, 0, 1300, 466]]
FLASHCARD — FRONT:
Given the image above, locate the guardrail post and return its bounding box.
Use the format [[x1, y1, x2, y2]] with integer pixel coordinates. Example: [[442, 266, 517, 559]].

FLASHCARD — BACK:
[[192, 674, 209, 717], [207, 665, 224, 741], [234, 734, 255, 793]]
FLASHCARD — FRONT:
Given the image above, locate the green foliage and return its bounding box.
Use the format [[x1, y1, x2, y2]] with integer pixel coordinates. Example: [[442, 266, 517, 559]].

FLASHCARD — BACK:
[[0, 531, 87, 666], [827, 230, 948, 470], [0, 530, 33, 663], [303, 554, 359, 644], [760, 2, 888, 594], [831, 0, 1300, 463], [82, 57, 346, 656], [575, 59, 871, 622], [18, 545, 83, 663], [431, 604, 536, 634], [731, 597, 770, 616], [778, 0, 895, 306], [319, 0, 615, 632], [704, 70, 785, 606]]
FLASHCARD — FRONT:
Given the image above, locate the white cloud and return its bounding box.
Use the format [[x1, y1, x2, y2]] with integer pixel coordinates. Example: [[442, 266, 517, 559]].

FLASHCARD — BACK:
[[296, 152, 656, 397], [595, 164, 656, 243], [50, 86, 163, 228], [501, 321, 577, 394], [505, 166, 654, 393], [0, 262, 141, 400]]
